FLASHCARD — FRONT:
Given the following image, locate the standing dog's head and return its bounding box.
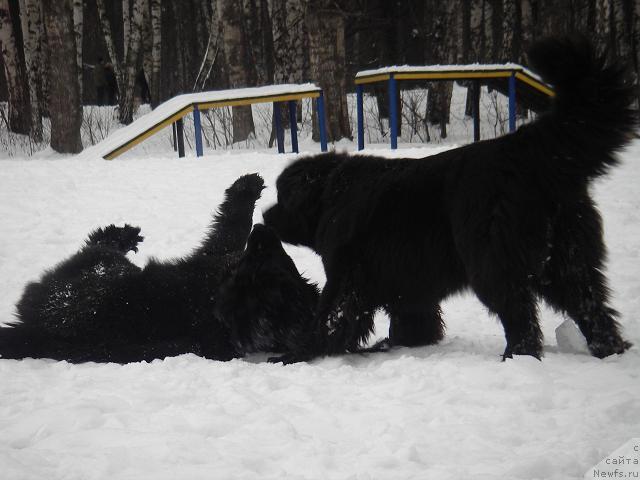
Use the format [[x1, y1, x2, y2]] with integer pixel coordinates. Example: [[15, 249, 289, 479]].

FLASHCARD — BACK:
[[263, 154, 341, 248]]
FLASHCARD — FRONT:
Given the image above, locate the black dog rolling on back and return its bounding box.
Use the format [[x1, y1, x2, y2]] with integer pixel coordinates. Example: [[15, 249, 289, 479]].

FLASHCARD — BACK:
[[0, 174, 319, 363], [264, 37, 636, 363]]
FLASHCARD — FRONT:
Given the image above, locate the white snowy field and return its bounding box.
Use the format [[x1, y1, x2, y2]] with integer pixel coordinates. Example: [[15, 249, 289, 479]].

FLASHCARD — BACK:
[[0, 140, 639, 480]]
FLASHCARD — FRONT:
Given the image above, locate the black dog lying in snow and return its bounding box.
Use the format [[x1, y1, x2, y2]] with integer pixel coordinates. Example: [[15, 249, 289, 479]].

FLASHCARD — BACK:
[[0, 174, 319, 363], [264, 37, 635, 363]]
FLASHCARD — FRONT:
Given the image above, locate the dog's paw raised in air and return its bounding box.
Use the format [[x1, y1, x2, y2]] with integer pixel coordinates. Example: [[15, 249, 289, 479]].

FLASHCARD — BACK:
[[86, 224, 144, 253], [229, 173, 265, 199]]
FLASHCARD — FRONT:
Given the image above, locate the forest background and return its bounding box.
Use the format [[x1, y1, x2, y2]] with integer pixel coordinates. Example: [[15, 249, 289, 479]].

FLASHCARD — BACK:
[[0, 0, 638, 154]]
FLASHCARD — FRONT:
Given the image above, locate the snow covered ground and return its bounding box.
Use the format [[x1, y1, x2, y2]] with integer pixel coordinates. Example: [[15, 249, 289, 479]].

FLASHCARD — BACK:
[[0, 138, 639, 480]]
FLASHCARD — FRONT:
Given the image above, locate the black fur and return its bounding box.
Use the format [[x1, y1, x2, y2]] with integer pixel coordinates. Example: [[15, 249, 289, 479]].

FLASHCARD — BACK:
[[0, 174, 318, 363], [216, 224, 320, 354], [263, 37, 636, 363]]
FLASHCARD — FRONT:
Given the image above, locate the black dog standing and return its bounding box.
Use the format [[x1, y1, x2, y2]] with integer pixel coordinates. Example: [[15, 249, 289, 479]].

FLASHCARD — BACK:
[[0, 174, 319, 363], [264, 37, 636, 363]]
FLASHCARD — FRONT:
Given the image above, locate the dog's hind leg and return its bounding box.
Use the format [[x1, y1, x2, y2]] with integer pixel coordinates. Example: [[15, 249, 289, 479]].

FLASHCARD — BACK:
[[386, 303, 445, 347], [323, 281, 375, 355], [537, 200, 630, 358], [269, 260, 375, 364], [471, 277, 543, 360]]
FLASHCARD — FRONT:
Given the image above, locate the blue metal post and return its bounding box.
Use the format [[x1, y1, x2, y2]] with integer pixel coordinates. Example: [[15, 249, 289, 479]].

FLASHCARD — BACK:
[[193, 104, 203, 157], [508, 73, 516, 133], [356, 84, 364, 151], [317, 92, 328, 152], [288, 100, 299, 153], [273, 102, 285, 154], [388, 74, 398, 149]]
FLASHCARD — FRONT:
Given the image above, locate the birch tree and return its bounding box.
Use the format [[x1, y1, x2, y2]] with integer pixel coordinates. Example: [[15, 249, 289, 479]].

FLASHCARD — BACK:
[[0, 0, 30, 135], [306, 1, 351, 143], [425, 0, 455, 138], [149, 0, 161, 106], [95, 0, 145, 125], [43, 0, 83, 153], [269, 0, 305, 141], [18, 0, 43, 140], [73, 0, 82, 98], [271, 0, 305, 86], [193, 0, 221, 92], [219, 0, 255, 143]]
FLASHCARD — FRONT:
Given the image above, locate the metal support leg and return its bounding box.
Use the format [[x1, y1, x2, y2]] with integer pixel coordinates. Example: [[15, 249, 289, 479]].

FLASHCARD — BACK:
[[317, 92, 328, 152], [508, 73, 516, 133], [172, 122, 177, 151], [288, 100, 299, 153], [176, 118, 185, 158], [274, 102, 285, 154], [356, 84, 364, 150], [473, 80, 481, 142], [389, 74, 398, 149], [193, 105, 203, 157]]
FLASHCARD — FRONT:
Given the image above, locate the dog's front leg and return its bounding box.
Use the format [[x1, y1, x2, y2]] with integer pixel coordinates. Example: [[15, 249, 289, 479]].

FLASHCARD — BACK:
[[322, 281, 375, 355], [268, 265, 374, 364]]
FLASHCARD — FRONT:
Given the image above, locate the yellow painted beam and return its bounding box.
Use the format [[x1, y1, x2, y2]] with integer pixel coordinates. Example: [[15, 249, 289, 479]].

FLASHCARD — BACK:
[[354, 74, 392, 85], [394, 71, 513, 81], [104, 106, 194, 160], [103, 90, 321, 160], [355, 69, 554, 99], [198, 91, 320, 110], [514, 72, 555, 97]]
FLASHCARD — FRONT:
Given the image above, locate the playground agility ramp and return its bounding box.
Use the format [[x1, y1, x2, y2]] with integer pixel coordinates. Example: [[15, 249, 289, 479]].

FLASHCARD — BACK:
[[82, 84, 326, 160], [354, 63, 554, 149]]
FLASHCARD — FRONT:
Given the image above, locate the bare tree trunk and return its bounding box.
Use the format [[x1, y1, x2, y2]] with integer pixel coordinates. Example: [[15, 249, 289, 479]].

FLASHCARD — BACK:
[[123, 0, 130, 60], [95, 0, 122, 82], [193, 0, 221, 92], [141, 1, 152, 96], [0, 0, 31, 134], [18, 0, 43, 140], [219, 0, 255, 143], [502, 0, 514, 61], [268, 0, 305, 145], [425, 0, 454, 138], [119, 0, 145, 124], [595, 0, 611, 55], [306, 2, 351, 143], [95, 0, 145, 124], [73, 0, 82, 99], [489, 0, 503, 61], [43, 0, 83, 153], [150, 0, 161, 106], [243, 0, 267, 85], [39, 0, 50, 116]]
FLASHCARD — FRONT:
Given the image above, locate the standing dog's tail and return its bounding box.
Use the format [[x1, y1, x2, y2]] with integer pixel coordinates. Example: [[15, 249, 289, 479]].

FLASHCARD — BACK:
[[527, 36, 638, 178]]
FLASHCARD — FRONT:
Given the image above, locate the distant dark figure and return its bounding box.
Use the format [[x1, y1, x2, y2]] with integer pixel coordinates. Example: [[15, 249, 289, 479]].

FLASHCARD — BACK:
[[94, 57, 118, 106], [136, 70, 151, 105], [94, 57, 108, 106], [105, 63, 118, 105], [264, 36, 636, 364], [0, 175, 319, 363]]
